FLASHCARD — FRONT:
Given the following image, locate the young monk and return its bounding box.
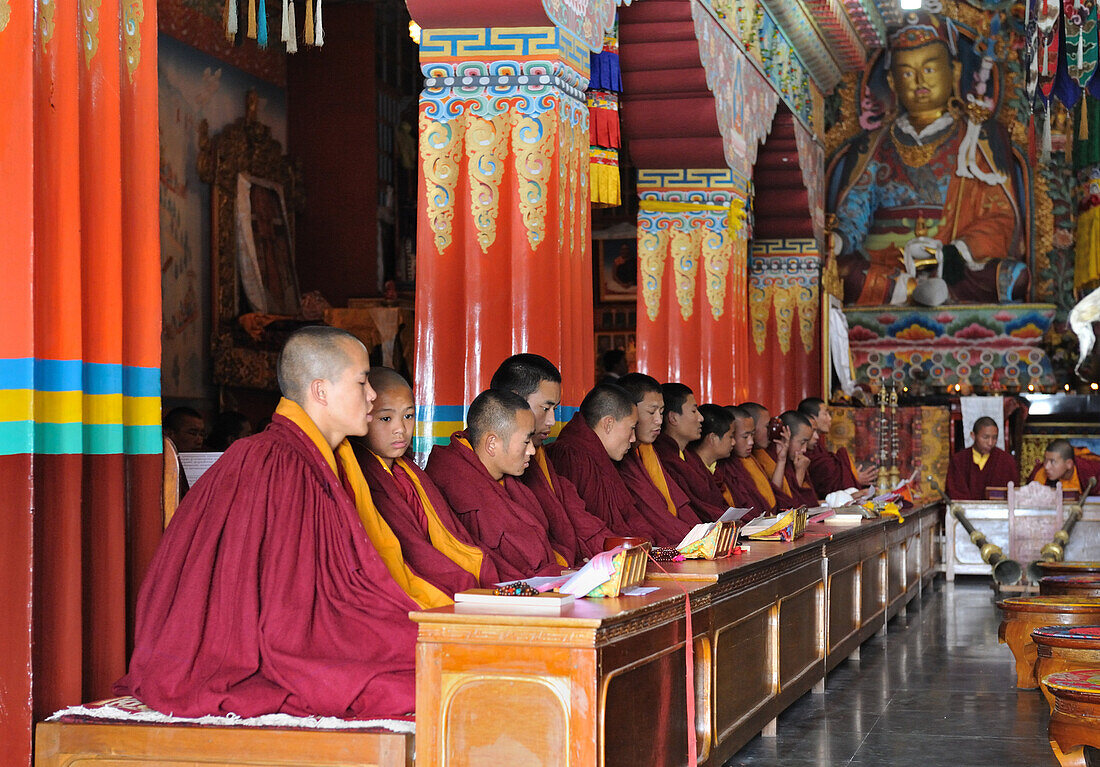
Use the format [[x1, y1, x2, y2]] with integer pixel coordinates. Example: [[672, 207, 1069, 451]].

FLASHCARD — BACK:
[[616, 373, 706, 531], [945, 416, 1019, 500], [713, 405, 772, 519], [1027, 438, 1100, 492], [490, 353, 612, 563], [654, 383, 728, 522], [353, 367, 498, 592], [426, 389, 564, 581], [689, 404, 738, 506], [766, 410, 819, 507], [735, 401, 794, 512], [549, 383, 684, 543], [117, 327, 436, 719], [798, 397, 876, 497]]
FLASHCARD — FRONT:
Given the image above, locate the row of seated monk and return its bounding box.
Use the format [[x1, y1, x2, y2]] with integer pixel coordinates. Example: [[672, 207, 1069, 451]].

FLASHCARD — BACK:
[[113, 326, 888, 724], [944, 417, 1100, 501]]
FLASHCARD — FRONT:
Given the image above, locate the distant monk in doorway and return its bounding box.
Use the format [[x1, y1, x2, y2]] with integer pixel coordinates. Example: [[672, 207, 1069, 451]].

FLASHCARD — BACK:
[[426, 389, 564, 581], [654, 383, 727, 522], [491, 354, 612, 563], [1027, 438, 1100, 493], [946, 416, 1018, 500], [799, 397, 876, 497], [353, 367, 497, 593], [118, 327, 446, 719]]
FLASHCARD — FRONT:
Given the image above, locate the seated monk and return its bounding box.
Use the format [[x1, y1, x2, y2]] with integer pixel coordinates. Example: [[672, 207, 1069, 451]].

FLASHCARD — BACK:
[[945, 416, 1018, 500], [1027, 438, 1100, 494], [713, 406, 772, 519], [764, 411, 819, 508], [425, 389, 565, 581], [653, 383, 727, 522], [352, 367, 498, 591], [548, 384, 672, 543], [490, 353, 612, 564], [798, 397, 876, 497], [616, 374, 705, 531], [689, 403, 737, 508], [115, 327, 447, 719]]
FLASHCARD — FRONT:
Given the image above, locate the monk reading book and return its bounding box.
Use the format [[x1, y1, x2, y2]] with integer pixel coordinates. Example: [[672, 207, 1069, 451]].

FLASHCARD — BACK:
[[426, 388, 565, 581], [690, 404, 737, 507], [490, 353, 612, 563], [353, 367, 498, 592], [946, 416, 1018, 500], [654, 383, 728, 522], [799, 397, 876, 497], [116, 327, 443, 719], [1027, 438, 1100, 492], [714, 405, 772, 519]]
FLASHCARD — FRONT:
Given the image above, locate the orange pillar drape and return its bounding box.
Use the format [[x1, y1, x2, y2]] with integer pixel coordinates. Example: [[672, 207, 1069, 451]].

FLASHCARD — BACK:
[[0, 2, 162, 763]]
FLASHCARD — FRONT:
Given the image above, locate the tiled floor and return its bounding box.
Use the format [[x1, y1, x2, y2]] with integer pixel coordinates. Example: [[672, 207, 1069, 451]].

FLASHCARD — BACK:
[[725, 578, 1057, 766]]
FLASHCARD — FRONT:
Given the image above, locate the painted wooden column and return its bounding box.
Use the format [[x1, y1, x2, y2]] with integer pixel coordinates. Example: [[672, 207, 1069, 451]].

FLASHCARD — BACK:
[[410, 25, 595, 455], [635, 169, 751, 404]]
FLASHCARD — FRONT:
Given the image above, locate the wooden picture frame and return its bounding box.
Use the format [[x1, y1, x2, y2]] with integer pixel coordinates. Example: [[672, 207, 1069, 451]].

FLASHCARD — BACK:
[[597, 238, 638, 303]]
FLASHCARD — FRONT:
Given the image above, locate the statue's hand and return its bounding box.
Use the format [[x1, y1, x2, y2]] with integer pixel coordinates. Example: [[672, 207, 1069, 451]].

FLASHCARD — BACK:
[[902, 237, 943, 276]]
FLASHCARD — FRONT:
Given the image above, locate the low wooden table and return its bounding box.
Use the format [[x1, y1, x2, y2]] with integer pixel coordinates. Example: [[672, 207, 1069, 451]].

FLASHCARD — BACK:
[[1041, 575, 1100, 598], [1042, 669, 1100, 766], [998, 597, 1100, 688], [1033, 626, 1100, 710]]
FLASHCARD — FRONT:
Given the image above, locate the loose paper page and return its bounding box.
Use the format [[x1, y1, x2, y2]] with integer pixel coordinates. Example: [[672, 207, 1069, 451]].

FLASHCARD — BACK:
[[178, 452, 223, 486], [676, 523, 717, 550], [718, 507, 754, 522]]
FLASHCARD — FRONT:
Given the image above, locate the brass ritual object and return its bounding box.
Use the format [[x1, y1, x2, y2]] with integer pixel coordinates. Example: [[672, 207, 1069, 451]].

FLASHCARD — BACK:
[[929, 474, 1022, 585], [1026, 477, 1098, 583]]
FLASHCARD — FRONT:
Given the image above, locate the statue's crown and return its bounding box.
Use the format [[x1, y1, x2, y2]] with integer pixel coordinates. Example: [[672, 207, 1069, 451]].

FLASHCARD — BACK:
[[888, 12, 957, 54]]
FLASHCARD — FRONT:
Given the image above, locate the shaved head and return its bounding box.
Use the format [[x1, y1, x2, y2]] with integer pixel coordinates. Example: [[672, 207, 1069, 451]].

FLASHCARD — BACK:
[[489, 353, 561, 398], [277, 326, 366, 404], [367, 366, 412, 396], [617, 372, 661, 405], [1047, 438, 1075, 461], [580, 383, 635, 427], [467, 389, 531, 449]]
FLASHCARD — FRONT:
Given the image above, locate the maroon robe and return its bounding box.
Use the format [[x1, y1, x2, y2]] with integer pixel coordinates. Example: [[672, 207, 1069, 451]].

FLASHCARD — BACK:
[[765, 444, 819, 507], [714, 457, 772, 520], [653, 433, 728, 522], [617, 447, 702, 544], [753, 447, 796, 510], [354, 443, 499, 590], [946, 447, 1019, 500], [522, 446, 613, 564], [806, 441, 861, 497], [546, 413, 657, 540], [115, 415, 418, 718], [425, 432, 562, 581], [1027, 452, 1100, 492]]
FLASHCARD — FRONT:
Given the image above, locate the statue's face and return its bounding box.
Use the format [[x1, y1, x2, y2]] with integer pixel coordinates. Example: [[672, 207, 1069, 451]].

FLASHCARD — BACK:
[[889, 42, 953, 115]]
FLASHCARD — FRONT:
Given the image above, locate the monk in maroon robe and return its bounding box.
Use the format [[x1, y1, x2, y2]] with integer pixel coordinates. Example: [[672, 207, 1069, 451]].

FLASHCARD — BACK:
[[798, 398, 877, 497], [945, 417, 1019, 500], [426, 389, 564, 581], [764, 411, 818, 507], [549, 384, 674, 541], [1027, 438, 1100, 495], [653, 384, 728, 522], [117, 327, 435, 718], [490, 353, 612, 563], [353, 367, 498, 591]]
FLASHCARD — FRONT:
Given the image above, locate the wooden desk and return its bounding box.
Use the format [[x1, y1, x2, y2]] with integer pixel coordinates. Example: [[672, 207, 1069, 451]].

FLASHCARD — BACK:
[[412, 504, 941, 767]]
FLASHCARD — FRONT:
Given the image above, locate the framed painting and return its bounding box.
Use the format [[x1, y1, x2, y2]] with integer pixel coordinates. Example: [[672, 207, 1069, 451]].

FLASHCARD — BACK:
[[597, 238, 638, 303]]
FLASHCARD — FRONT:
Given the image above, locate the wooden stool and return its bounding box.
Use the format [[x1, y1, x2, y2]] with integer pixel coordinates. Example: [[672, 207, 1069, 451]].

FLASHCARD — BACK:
[[998, 597, 1100, 688], [1033, 626, 1100, 710], [1042, 669, 1100, 767], [1042, 576, 1100, 598], [1038, 562, 1100, 578]]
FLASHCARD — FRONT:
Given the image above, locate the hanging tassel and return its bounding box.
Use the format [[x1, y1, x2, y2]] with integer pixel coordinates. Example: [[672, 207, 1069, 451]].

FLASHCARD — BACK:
[[257, 0, 268, 47], [225, 0, 238, 39], [314, 0, 323, 46], [304, 0, 314, 45], [1042, 105, 1053, 163], [281, 0, 289, 42], [247, 0, 257, 39], [1083, 93, 1090, 141], [286, 0, 298, 52]]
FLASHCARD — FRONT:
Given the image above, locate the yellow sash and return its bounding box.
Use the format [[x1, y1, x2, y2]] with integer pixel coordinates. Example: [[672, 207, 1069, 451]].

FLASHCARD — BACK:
[[753, 448, 792, 496], [972, 449, 990, 471], [740, 455, 778, 508], [638, 443, 678, 516], [1033, 464, 1081, 491], [534, 445, 555, 492], [277, 398, 452, 609]]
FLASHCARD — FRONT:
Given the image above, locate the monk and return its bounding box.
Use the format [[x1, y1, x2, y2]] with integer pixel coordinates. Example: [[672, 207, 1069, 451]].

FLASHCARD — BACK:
[[616, 373, 706, 531], [116, 326, 441, 719], [549, 384, 688, 545], [689, 404, 737, 507], [798, 397, 876, 497], [490, 353, 612, 563], [654, 384, 727, 522], [426, 389, 564, 581], [353, 367, 498, 592], [739, 401, 800, 510], [766, 411, 819, 507], [945, 416, 1019, 500], [713, 405, 773, 519], [1027, 438, 1100, 494]]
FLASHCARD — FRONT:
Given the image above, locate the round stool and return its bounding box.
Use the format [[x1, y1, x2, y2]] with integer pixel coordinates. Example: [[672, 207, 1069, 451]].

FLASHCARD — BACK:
[[1033, 626, 1100, 710], [1041, 575, 1100, 598], [1042, 669, 1100, 766], [998, 597, 1100, 688], [1037, 561, 1100, 578]]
